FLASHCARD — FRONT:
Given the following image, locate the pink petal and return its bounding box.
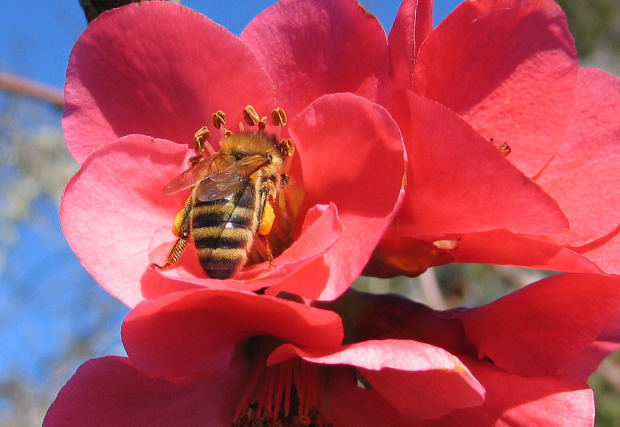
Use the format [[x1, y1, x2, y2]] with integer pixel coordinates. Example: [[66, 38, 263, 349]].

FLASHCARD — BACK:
[[459, 273, 620, 376], [536, 68, 620, 246], [64, 1, 275, 163], [324, 290, 466, 356], [577, 227, 620, 274], [241, 0, 391, 117], [122, 290, 343, 379], [558, 309, 620, 381], [435, 360, 594, 426], [453, 230, 603, 273], [414, 0, 578, 176], [60, 135, 189, 307], [288, 93, 405, 300], [558, 340, 620, 382], [388, 0, 433, 91], [44, 356, 247, 427], [325, 368, 417, 426], [391, 91, 567, 237], [145, 202, 343, 294], [268, 339, 485, 419]]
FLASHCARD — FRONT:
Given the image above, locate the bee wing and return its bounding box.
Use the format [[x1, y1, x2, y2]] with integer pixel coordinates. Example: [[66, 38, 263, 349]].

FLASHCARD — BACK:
[[195, 154, 269, 202], [163, 154, 220, 195]]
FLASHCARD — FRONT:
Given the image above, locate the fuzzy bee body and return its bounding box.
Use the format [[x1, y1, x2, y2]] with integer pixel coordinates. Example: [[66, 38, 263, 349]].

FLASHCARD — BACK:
[[152, 129, 294, 279], [191, 177, 260, 279]]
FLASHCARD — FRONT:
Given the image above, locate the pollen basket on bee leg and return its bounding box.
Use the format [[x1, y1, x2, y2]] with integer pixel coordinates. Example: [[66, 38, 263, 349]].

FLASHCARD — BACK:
[[258, 202, 275, 236]]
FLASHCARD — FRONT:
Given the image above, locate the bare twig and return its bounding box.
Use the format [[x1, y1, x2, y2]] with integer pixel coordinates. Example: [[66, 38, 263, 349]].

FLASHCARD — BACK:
[[0, 72, 64, 109]]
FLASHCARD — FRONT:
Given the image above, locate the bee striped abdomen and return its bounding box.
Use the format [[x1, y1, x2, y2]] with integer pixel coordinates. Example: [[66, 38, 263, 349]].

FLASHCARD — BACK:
[[191, 184, 258, 279]]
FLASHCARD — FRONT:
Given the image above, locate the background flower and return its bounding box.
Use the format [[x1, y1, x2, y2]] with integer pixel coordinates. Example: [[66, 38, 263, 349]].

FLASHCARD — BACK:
[[45, 272, 620, 425], [45, 289, 487, 425], [328, 273, 620, 425], [367, 0, 620, 276]]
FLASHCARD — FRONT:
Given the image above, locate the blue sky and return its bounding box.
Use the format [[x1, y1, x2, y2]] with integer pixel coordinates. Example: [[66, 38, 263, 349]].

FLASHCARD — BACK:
[[0, 0, 462, 414]]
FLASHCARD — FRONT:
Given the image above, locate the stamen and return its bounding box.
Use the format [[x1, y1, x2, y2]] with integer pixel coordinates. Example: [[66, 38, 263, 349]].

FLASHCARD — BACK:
[[271, 108, 288, 127], [193, 126, 210, 153], [232, 359, 330, 426], [212, 110, 226, 129], [258, 116, 267, 131], [279, 138, 295, 157], [243, 105, 261, 126]]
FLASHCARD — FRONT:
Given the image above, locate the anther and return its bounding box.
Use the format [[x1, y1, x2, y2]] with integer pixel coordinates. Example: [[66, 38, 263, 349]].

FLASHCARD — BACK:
[[243, 105, 260, 126], [212, 110, 226, 129], [193, 126, 210, 153], [499, 142, 511, 156], [279, 138, 295, 157], [271, 108, 287, 127], [223, 129, 232, 137], [257, 116, 267, 131]]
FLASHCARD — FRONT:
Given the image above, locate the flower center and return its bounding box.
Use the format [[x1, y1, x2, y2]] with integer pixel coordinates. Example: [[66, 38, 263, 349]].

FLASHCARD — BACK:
[[201, 105, 299, 268], [233, 355, 329, 426], [152, 105, 300, 278]]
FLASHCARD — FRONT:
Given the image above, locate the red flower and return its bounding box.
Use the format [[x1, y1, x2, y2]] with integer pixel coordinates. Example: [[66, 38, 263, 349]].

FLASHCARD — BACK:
[[328, 273, 620, 425], [366, 0, 620, 276], [44, 291, 486, 425], [45, 274, 620, 425], [61, 1, 405, 307]]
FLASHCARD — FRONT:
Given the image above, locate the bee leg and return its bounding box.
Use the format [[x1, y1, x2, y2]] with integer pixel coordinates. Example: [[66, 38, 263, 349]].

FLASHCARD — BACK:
[[150, 236, 188, 271], [257, 182, 277, 234], [150, 194, 194, 270], [258, 234, 274, 268], [256, 185, 276, 268]]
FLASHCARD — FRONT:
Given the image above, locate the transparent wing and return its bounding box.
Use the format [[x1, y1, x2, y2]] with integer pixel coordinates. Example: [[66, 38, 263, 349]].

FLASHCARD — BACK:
[[163, 154, 220, 195], [195, 154, 269, 202]]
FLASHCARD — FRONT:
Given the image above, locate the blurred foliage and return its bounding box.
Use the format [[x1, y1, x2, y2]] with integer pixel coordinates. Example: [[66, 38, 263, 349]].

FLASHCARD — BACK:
[[556, 0, 620, 58], [0, 96, 75, 272], [590, 351, 620, 427], [557, 0, 620, 75]]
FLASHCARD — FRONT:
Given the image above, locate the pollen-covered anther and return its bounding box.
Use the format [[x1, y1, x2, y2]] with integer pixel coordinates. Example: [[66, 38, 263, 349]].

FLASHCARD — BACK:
[[193, 126, 210, 153], [279, 138, 295, 157], [212, 110, 226, 129], [271, 107, 288, 127], [243, 105, 261, 126]]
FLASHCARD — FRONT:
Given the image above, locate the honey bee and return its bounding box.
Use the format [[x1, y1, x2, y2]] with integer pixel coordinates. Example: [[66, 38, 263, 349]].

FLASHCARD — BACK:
[[151, 106, 294, 279]]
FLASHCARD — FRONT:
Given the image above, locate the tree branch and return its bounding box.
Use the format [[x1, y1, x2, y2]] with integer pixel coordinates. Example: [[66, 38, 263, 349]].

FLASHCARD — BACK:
[[0, 72, 64, 109]]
